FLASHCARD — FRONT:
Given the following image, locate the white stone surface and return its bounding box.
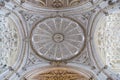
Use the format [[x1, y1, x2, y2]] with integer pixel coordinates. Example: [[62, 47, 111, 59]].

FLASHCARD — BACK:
[[31, 17, 85, 60]]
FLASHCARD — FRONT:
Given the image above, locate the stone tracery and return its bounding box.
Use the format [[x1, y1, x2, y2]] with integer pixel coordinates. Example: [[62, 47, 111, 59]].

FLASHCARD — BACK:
[[0, 15, 19, 73], [94, 13, 120, 73]]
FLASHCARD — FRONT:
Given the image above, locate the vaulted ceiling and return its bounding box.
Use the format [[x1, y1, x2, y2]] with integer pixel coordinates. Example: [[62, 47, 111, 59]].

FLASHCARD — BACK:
[[0, 0, 120, 80]]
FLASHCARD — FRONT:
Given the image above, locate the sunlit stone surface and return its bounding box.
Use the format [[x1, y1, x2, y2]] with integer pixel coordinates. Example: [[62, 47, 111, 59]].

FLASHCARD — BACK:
[[94, 13, 120, 73], [0, 15, 19, 73]]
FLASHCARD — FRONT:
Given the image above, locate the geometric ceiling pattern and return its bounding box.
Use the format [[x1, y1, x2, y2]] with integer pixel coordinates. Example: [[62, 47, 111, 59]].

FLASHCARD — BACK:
[[31, 17, 85, 61], [0, 0, 120, 80]]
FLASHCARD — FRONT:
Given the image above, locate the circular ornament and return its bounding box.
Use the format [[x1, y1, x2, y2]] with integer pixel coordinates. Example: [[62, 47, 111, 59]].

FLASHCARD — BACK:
[[31, 17, 85, 61]]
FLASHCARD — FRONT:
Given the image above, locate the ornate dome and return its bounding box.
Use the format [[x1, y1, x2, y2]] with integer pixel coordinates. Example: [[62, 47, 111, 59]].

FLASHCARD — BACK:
[[31, 17, 85, 61]]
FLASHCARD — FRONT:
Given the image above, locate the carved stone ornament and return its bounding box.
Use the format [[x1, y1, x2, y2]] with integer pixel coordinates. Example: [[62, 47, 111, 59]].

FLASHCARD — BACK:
[[30, 17, 85, 61], [0, 14, 19, 74], [94, 13, 120, 73], [25, 67, 89, 80], [25, 0, 89, 8], [52, 0, 63, 8]]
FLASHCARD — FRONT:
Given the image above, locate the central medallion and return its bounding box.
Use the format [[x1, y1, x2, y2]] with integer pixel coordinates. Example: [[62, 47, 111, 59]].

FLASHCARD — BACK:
[[31, 17, 85, 61], [53, 33, 64, 43]]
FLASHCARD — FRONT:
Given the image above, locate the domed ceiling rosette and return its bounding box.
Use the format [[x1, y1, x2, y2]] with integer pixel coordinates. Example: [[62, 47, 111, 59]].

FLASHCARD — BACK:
[[31, 17, 85, 61]]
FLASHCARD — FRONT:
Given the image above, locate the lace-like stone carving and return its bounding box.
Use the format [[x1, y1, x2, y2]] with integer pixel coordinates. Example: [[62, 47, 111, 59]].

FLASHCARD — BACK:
[[94, 13, 120, 73], [0, 15, 19, 73], [31, 17, 85, 61]]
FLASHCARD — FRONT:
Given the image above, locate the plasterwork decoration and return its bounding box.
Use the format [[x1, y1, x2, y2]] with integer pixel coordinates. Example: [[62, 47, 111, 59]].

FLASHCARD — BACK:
[[0, 15, 19, 73], [94, 13, 120, 73], [24, 52, 47, 68], [0, 0, 120, 79], [26, 0, 89, 8], [19, 11, 44, 27], [71, 48, 92, 66], [31, 17, 85, 61], [28, 68, 89, 80]]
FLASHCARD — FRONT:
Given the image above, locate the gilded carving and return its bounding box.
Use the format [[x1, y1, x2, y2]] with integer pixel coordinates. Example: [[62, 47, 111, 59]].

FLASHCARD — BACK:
[[31, 68, 89, 80]]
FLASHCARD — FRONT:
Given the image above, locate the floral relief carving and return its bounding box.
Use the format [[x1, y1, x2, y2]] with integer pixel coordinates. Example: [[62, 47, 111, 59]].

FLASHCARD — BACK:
[[94, 13, 120, 73], [30, 68, 89, 80], [24, 52, 47, 68], [71, 48, 92, 66], [26, 0, 89, 8], [0, 15, 19, 73]]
